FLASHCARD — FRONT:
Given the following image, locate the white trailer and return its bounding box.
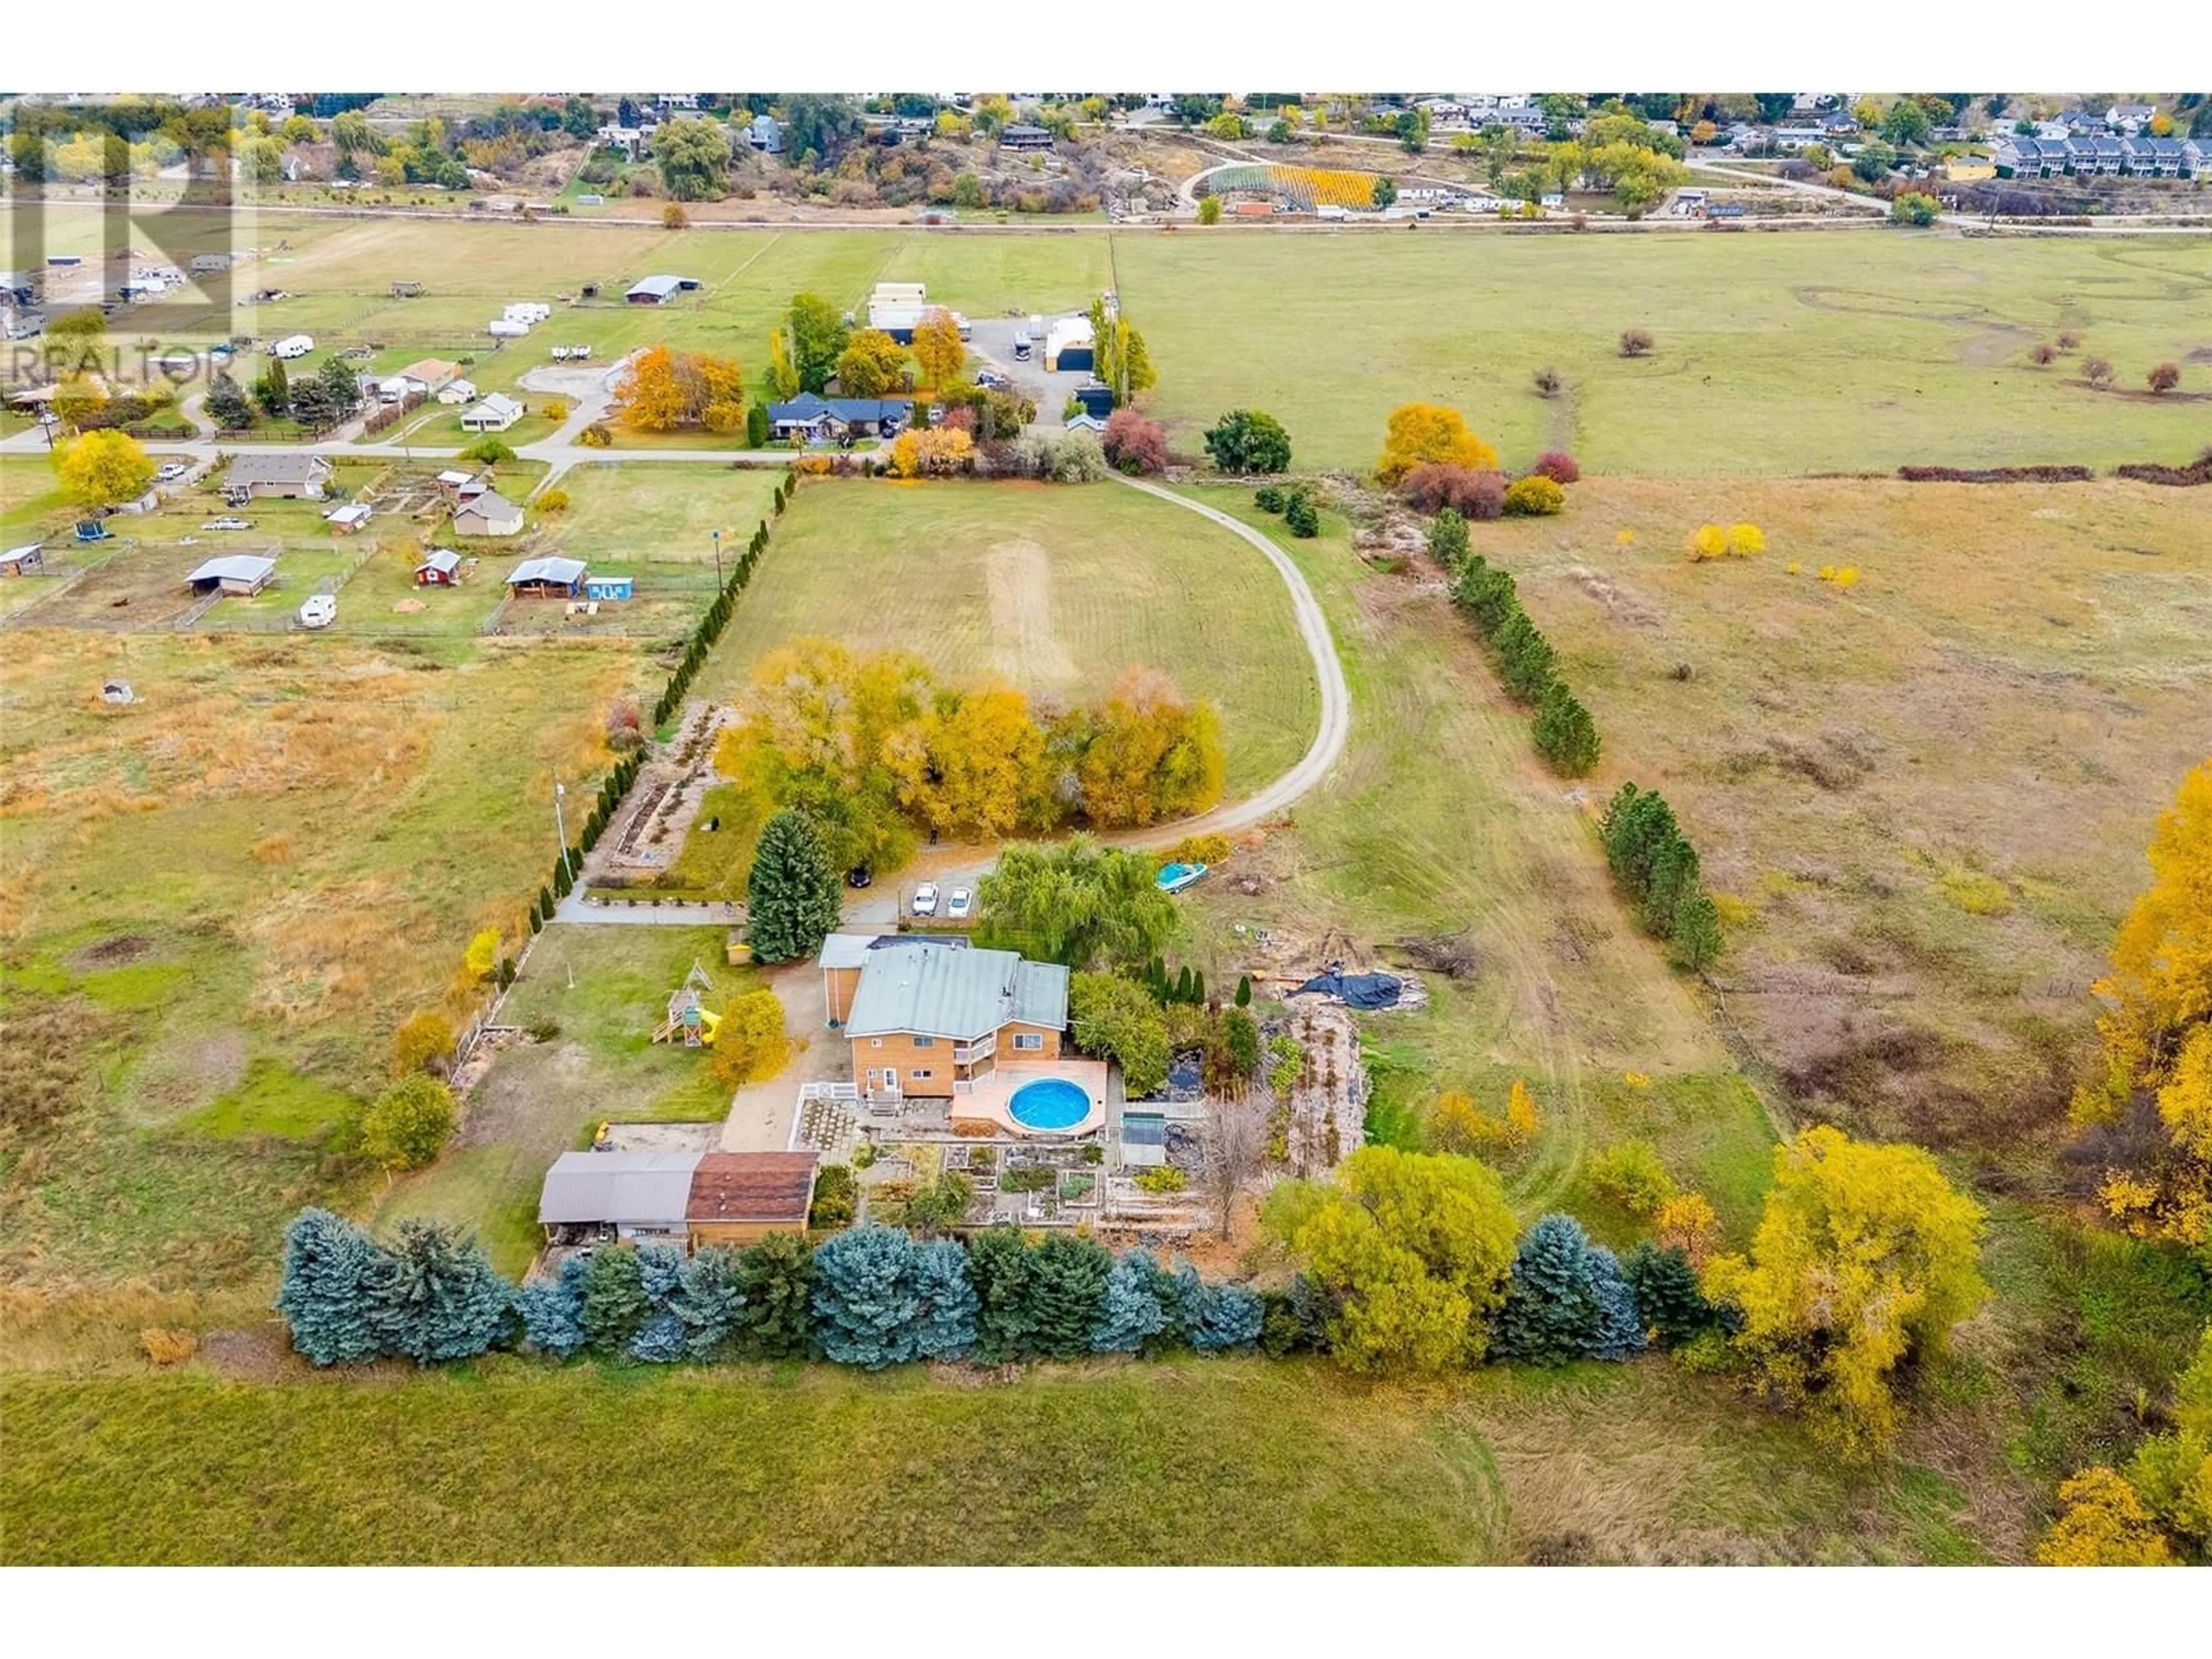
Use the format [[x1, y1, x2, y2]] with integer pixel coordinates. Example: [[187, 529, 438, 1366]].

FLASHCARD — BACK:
[[504, 302, 551, 324], [269, 334, 315, 358], [487, 319, 531, 339]]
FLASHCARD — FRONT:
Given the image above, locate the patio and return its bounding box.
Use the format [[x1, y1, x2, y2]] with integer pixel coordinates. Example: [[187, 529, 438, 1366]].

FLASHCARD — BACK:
[[950, 1059, 1112, 1139]]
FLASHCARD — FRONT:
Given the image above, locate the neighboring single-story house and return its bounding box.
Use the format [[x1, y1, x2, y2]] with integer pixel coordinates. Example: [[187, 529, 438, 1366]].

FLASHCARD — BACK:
[[538, 1149, 702, 1245], [456, 490, 525, 537], [1, 543, 46, 575], [225, 453, 333, 501], [746, 115, 783, 154], [582, 573, 633, 601], [837, 938, 1070, 1101], [684, 1153, 819, 1248], [186, 554, 276, 596], [999, 124, 1054, 151], [765, 392, 913, 442], [437, 377, 478, 406], [505, 554, 586, 596], [459, 392, 525, 433], [1063, 411, 1107, 435], [323, 502, 374, 533], [414, 548, 463, 586], [626, 273, 700, 305]]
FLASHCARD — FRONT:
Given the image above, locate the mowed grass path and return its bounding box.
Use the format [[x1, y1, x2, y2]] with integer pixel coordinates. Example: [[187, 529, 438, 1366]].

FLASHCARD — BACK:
[[699, 479, 1320, 796], [1115, 232, 2212, 475], [0, 1353, 2007, 1564]]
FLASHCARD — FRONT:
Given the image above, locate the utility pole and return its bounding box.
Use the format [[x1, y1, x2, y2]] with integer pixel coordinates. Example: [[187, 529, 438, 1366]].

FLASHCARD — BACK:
[[552, 777, 569, 877], [711, 527, 722, 588]]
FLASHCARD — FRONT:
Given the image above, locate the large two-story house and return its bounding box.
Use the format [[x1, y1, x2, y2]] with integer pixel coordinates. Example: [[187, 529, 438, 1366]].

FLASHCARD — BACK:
[[820, 935, 1069, 1101]]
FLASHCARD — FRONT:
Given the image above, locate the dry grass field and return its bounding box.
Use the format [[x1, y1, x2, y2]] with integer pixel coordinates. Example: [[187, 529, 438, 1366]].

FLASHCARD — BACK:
[[1457, 476, 2212, 1178], [0, 630, 652, 1287]]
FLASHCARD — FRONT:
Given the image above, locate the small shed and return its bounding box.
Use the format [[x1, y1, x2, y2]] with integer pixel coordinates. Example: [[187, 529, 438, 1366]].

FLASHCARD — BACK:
[[323, 502, 374, 533], [626, 274, 688, 305], [583, 573, 633, 601], [391, 280, 425, 298], [685, 1153, 820, 1249], [186, 554, 276, 596], [437, 378, 478, 406], [414, 549, 463, 586], [435, 468, 476, 490], [1044, 315, 1094, 373], [506, 555, 587, 597], [747, 115, 783, 154], [1071, 381, 1114, 420], [456, 490, 525, 537], [1, 543, 45, 575]]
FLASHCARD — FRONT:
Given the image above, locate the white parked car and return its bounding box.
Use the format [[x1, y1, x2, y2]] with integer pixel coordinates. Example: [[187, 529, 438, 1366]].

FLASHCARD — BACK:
[[154, 461, 190, 483], [947, 886, 974, 921], [911, 882, 940, 918], [201, 517, 253, 531], [297, 593, 337, 630]]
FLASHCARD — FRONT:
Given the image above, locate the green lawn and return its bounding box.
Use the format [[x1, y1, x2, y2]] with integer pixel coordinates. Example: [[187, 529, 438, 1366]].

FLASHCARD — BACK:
[[1, 1351, 2017, 1565], [696, 478, 1320, 798], [550, 461, 785, 566]]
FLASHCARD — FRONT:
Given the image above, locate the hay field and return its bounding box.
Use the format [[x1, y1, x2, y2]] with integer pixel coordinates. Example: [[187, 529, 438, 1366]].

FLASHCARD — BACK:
[[1461, 475, 2212, 1173], [1113, 232, 2212, 474], [696, 478, 1321, 797]]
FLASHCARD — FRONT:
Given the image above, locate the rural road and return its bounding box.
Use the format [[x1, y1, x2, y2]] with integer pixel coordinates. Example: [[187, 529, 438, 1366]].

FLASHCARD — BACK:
[[551, 474, 1354, 931]]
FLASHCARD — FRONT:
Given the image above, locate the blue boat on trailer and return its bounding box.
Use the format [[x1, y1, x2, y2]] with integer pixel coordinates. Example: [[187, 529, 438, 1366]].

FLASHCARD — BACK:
[[1156, 861, 1208, 895]]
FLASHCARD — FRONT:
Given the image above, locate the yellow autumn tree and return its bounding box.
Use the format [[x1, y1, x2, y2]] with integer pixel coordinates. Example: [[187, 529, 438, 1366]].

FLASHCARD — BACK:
[[2034, 1468, 2177, 1566], [767, 329, 800, 402], [1654, 1192, 1721, 1264], [885, 683, 1046, 840], [834, 328, 910, 397], [1076, 668, 1225, 828], [1726, 522, 1766, 558], [710, 988, 791, 1089], [2079, 759, 2212, 1244], [1703, 1125, 1989, 1457], [1375, 403, 1499, 484], [911, 308, 965, 388], [391, 1010, 457, 1076], [1504, 1078, 1539, 1147], [1426, 1091, 1488, 1156], [462, 928, 501, 983], [55, 429, 155, 510]]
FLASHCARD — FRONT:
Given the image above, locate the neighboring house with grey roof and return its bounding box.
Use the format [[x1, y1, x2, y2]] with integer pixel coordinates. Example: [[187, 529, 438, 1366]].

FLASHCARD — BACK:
[[224, 453, 332, 499], [828, 938, 1069, 1100], [537, 1149, 703, 1244]]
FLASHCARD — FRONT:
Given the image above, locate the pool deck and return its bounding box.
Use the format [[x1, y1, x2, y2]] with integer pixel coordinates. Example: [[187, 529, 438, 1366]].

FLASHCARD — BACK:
[[950, 1059, 1111, 1139]]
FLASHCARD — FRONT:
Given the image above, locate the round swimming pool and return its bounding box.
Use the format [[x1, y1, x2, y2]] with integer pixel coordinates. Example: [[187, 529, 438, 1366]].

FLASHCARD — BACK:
[[1007, 1076, 1091, 1132]]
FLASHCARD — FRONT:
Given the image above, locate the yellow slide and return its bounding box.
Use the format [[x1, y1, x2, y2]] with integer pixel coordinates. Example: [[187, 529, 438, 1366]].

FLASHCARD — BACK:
[[696, 1006, 721, 1046]]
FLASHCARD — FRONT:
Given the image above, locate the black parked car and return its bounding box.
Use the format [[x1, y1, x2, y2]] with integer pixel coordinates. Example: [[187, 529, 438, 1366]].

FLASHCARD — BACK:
[[846, 866, 873, 889]]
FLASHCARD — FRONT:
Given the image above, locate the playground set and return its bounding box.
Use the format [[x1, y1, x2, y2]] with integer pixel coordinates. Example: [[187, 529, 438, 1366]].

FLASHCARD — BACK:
[[650, 961, 722, 1048]]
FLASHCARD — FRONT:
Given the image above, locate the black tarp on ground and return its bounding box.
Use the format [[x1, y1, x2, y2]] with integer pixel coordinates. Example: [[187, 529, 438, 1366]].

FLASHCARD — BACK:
[[1289, 971, 1402, 1010]]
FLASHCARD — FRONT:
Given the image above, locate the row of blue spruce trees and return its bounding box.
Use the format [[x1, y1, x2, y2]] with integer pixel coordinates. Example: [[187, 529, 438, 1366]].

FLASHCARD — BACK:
[[279, 1208, 1712, 1371], [276, 1211, 1268, 1370]]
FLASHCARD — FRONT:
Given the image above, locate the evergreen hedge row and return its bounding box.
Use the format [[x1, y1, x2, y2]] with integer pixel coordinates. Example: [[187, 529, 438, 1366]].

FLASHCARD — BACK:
[[1441, 533, 1720, 968]]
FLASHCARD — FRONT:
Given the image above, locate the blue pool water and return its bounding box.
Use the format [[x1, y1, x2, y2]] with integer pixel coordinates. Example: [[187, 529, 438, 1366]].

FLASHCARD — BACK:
[[1008, 1076, 1091, 1131]]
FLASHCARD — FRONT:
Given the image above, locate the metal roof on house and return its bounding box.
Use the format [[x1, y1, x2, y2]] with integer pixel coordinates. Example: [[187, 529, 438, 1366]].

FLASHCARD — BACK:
[[225, 453, 331, 487], [187, 554, 276, 585], [465, 392, 524, 422], [845, 944, 1068, 1041], [766, 393, 914, 423], [416, 548, 461, 575], [506, 554, 583, 586], [685, 1153, 817, 1225], [461, 490, 524, 526], [538, 1150, 703, 1225], [627, 274, 686, 300]]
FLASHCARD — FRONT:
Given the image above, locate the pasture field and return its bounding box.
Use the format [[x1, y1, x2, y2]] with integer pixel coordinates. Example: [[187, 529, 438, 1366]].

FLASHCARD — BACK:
[[1459, 476, 2212, 1176], [13, 206, 2207, 477], [1, 1352, 2017, 1566], [0, 630, 650, 1289], [695, 478, 1321, 798], [1112, 232, 2212, 474], [376, 925, 749, 1275]]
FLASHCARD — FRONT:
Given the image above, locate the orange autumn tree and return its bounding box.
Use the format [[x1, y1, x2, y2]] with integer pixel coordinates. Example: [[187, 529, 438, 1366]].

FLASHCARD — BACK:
[[2077, 759, 2212, 1244], [613, 344, 747, 433], [1376, 403, 1499, 484], [1073, 667, 1226, 828]]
